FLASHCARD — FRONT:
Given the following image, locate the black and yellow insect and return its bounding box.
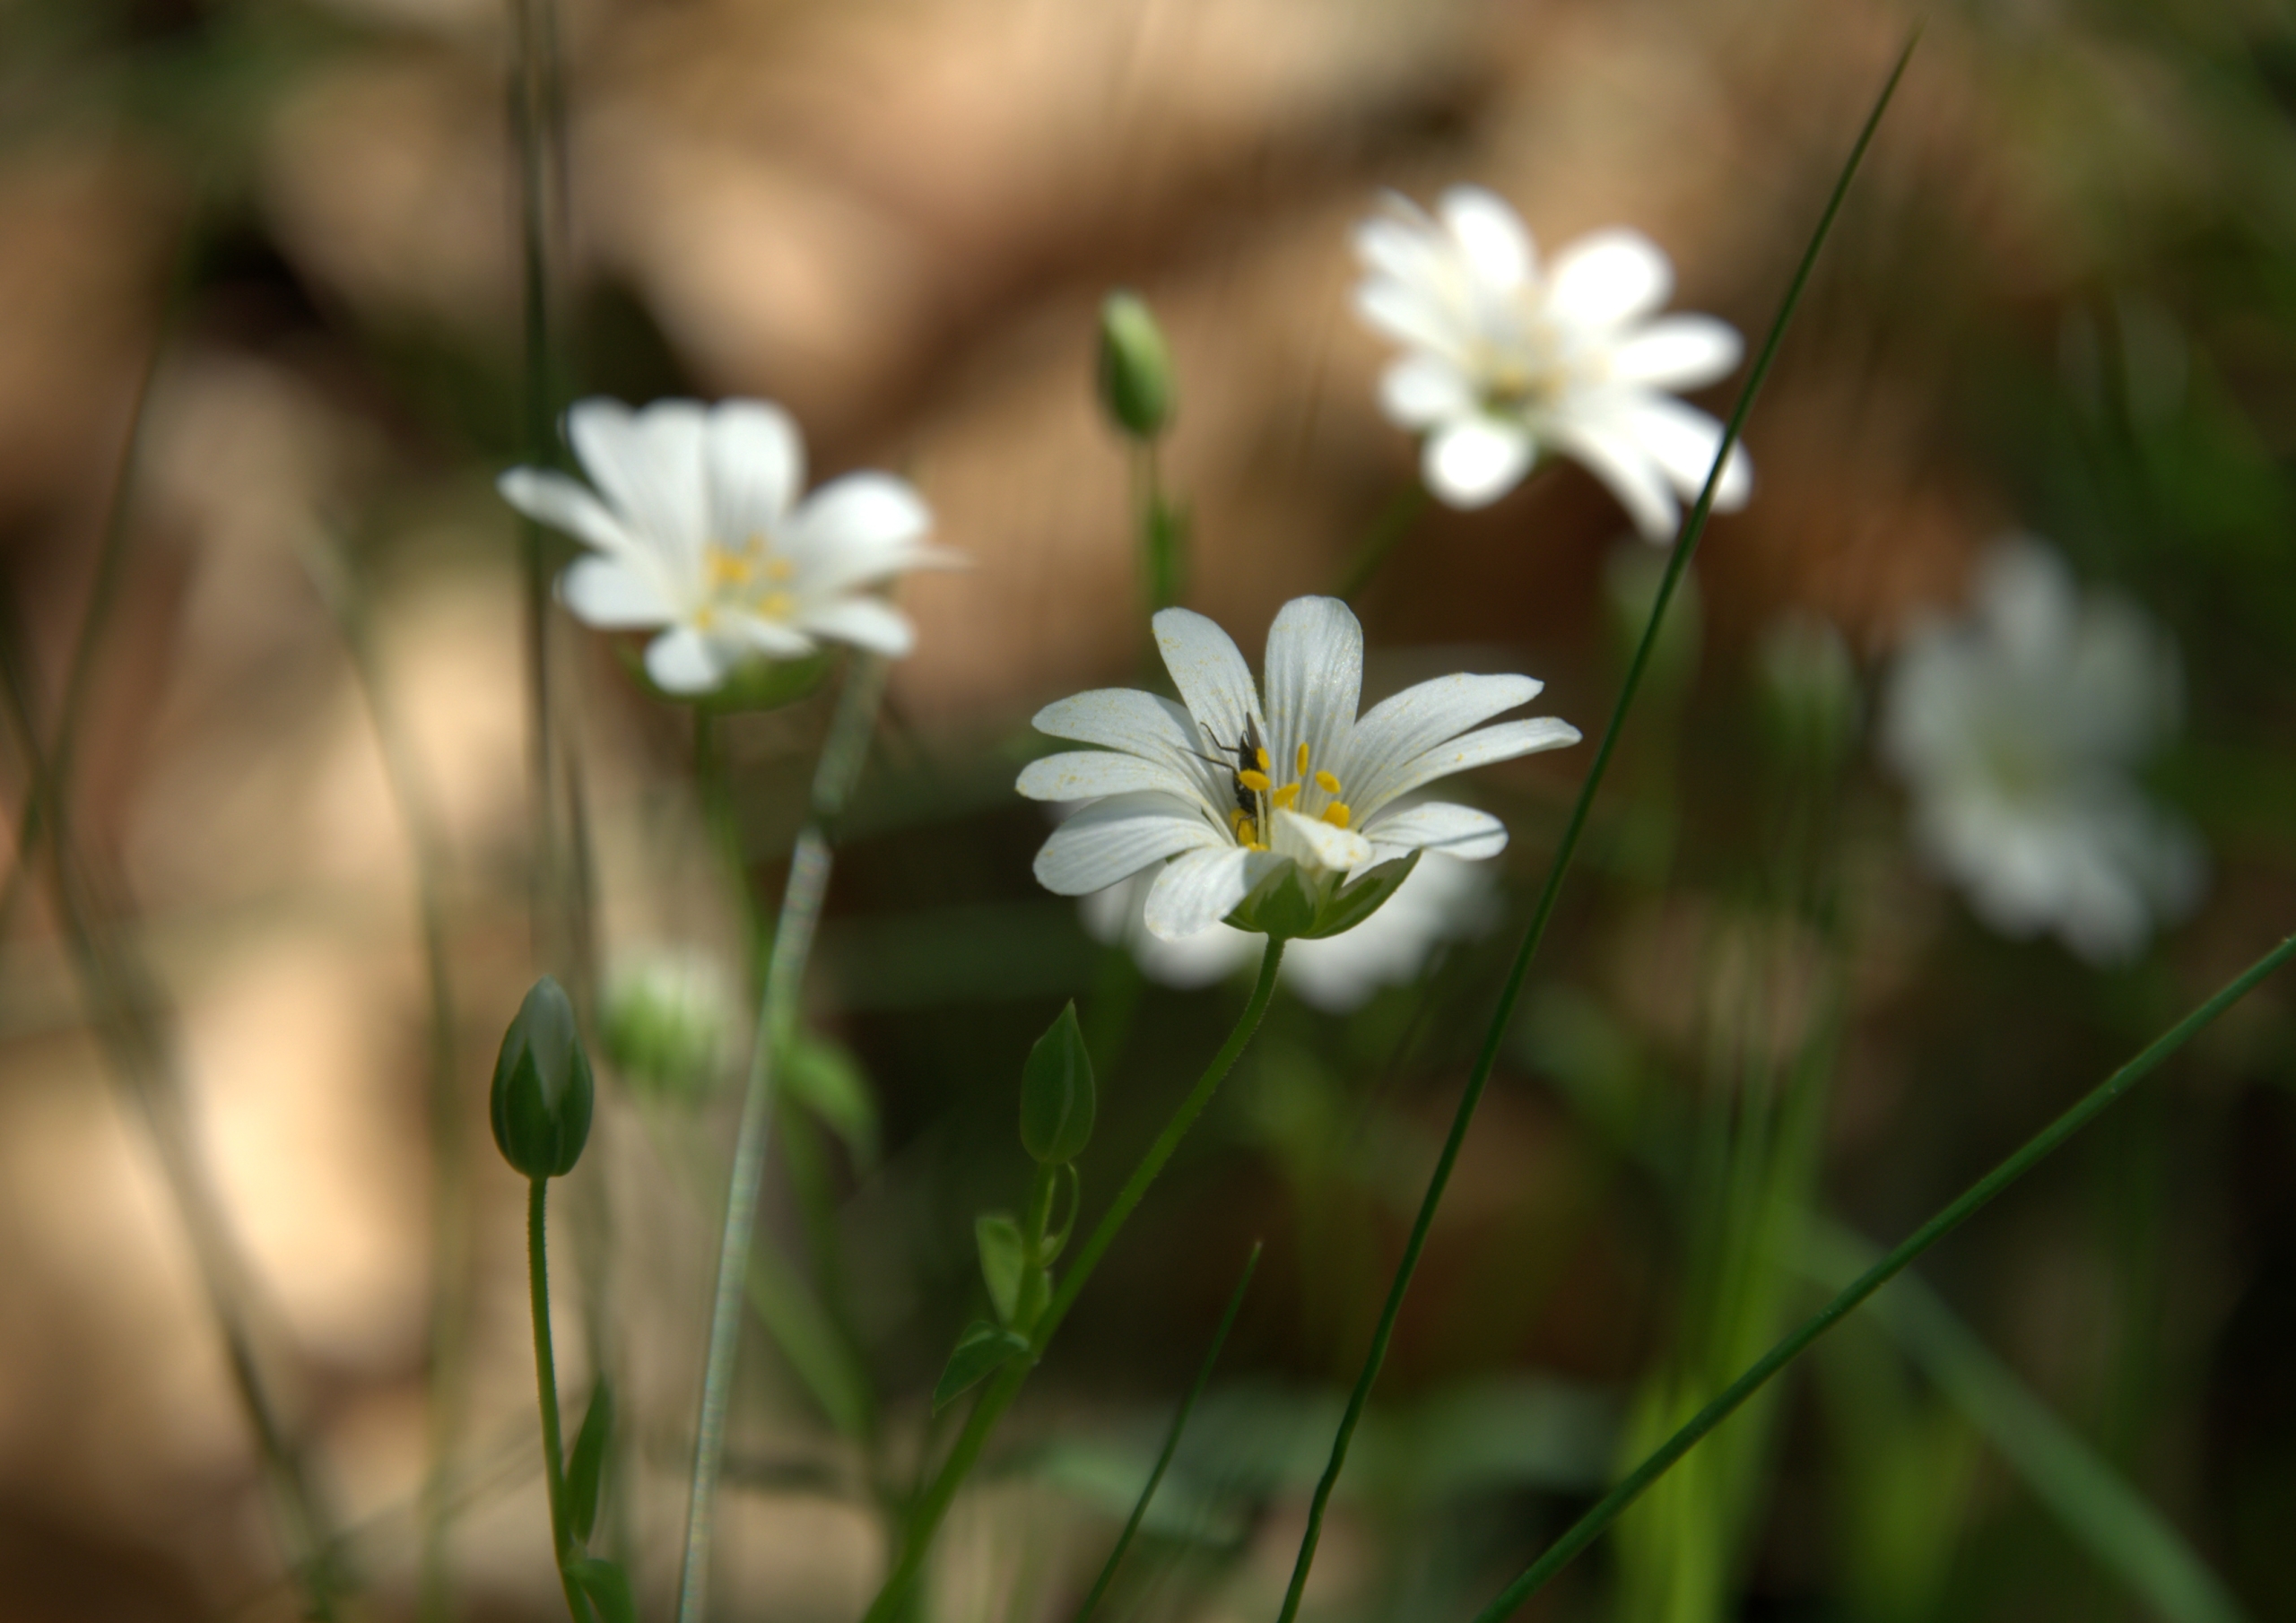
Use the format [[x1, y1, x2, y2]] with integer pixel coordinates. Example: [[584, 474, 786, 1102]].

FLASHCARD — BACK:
[[1201, 718, 1275, 847]]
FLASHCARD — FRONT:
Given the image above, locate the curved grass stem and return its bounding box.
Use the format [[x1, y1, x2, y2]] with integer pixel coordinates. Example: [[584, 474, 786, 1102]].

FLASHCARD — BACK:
[[1272, 36, 1920, 1623], [1333, 478, 1431, 604], [860, 936, 1289, 1623]]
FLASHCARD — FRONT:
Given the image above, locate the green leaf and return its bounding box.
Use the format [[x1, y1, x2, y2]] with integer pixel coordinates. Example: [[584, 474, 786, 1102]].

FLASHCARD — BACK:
[[567, 1557, 638, 1623], [566, 1378, 613, 1546], [934, 1320, 1029, 1414], [1019, 1002, 1094, 1165], [975, 1212, 1027, 1325], [783, 1030, 881, 1167]]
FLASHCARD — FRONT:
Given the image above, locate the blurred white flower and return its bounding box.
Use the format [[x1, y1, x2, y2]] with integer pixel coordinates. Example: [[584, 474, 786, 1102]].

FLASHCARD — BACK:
[[1081, 852, 1500, 1012], [1352, 185, 1751, 536], [1019, 595, 1578, 940], [1881, 539, 2205, 965], [600, 946, 741, 1097], [500, 397, 954, 694]]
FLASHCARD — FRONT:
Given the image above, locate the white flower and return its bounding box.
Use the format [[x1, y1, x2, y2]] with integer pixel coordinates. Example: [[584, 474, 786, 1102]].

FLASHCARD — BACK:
[[1352, 185, 1752, 536], [1881, 539, 2205, 966], [499, 397, 953, 694], [1019, 595, 1579, 940], [1081, 852, 1501, 1012]]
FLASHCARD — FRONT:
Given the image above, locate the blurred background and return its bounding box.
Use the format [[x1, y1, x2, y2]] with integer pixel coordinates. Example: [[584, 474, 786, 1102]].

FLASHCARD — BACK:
[[2, 0, 2293, 1619]]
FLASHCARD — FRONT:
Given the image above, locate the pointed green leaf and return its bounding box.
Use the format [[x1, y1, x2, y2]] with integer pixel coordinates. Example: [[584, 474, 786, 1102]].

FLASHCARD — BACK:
[[934, 1320, 1030, 1414], [784, 1030, 882, 1167], [567, 1557, 638, 1623], [1019, 1002, 1095, 1165], [566, 1378, 614, 1545], [976, 1213, 1027, 1325]]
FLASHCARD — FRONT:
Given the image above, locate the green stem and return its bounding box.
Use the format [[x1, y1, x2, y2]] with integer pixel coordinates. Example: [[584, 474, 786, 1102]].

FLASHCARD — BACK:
[[1271, 38, 1918, 1623], [675, 657, 889, 1623], [1333, 478, 1431, 605], [861, 936, 1289, 1623], [1466, 930, 2295, 1623], [527, 1178, 591, 1623], [1074, 1241, 1262, 1623]]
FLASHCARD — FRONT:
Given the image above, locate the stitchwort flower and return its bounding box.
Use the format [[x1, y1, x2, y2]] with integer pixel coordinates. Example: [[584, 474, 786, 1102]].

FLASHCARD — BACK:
[[1353, 185, 1750, 536], [500, 397, 953, 694], [1021, 595, 1578, 940], [1881, 538, 2205, 966]]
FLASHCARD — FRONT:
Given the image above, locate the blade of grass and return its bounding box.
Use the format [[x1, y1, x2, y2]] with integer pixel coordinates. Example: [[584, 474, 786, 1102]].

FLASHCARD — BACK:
[[1271, 36, 1922, 1623], [1467, 931, 2296, 1622], [1333, 478, 1431, 605], [675, 655, 890, 1623], [1074, 1241, 1263, 1623], [1804, 1221, 2248, 1623]]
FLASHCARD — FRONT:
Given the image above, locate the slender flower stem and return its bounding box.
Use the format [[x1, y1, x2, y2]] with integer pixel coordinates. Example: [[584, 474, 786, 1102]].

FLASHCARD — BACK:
[[1466, 930, 2295, 1623], [861, 936, 1289, 1623], [675, 657, 890, 1623], [1272, 39, 1918, 1623], [1334, 477, 1431, 605], [527, 1178, 593, 1623], [1074, 1240, 1263, 1623]]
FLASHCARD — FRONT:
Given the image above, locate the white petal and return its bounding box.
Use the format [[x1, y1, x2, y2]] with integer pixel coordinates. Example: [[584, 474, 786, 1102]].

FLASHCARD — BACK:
[[797, 595, 915, 656], [1362, 716, 1582, 810], [1144, 846, 1283, 939], [1261, 596, 1362, 785], [559, 555, 674, 628], [1152, 608, 1264, 754], [568, 398, 709, 559], [1017, 751, 1199, 803], [500, 468, 639, 559], [1547, 230, 1673, 331], [644, 624, 730, 694], [1378, 356, 1475, 429], [1439, 186, 1534, 289], [1035, 792, 1220, 896], [1273, 808, 1374, 875], [704, 399, 804, 542], [1034, 688, 1199, 757], [1361, 801, 1509, 863], [1352, 203, 1448, 290], [789, 471, 930, 552], [1423, 417, 1535, 508], [1353, 279, 1469, 360], [728, 615, 819, 660], [1550, 414, 1680, 539], [1610, 316, 1743, 390], [1347, 673, 1544, 785], [1619, 397, 1752, 510]]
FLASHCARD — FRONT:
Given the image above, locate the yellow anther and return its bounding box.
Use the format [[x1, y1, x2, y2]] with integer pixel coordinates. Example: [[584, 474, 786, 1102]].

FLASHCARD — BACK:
[[1254, 746, 1270, 773], [1314, 769, 1342, 795], [706, 546, 754, 588], [1321, 802, 1352, 829], [1228, 807, 1248, 838], [1271, 782, 1300, 810], [1295, 742, 1310, 776], [764, 556, 796, 583], [1234, 814, 1261, 849], [757, 591, 796, 621], [1238, 768, 1273, 794]]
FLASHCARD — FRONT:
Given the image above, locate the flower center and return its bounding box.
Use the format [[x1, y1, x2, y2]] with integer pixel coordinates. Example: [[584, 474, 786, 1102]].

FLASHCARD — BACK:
[[702, 534, 799, 624], [1226, 739, 1352, 853]]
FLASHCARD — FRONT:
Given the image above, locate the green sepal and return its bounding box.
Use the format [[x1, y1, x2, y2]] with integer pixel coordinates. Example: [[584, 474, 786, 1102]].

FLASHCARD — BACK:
[[1019, 1002, 1095, 1165], [1299, 852, 1422, 940], [934, 1321, 1031, 1413], [1097, 291, 1176, 440], [489, 976, 595, 1179], [975, 1213, 1027, 1326], [616, 640, 835, 714], [566, 1378, 613, 1546], [566, 1557, 638, 1623], [1222, 852, 1421, 942], [784, 1030, 881, 1168]]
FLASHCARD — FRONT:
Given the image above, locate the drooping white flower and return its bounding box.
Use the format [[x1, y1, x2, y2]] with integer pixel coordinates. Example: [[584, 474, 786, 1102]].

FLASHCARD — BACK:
[[1881, 539, 2205, 966], [1352, 185, 1752, 536], [500, 397, 953, 694], [1020, 595, 1579, 941], [1081, 851, 1501, 1011]]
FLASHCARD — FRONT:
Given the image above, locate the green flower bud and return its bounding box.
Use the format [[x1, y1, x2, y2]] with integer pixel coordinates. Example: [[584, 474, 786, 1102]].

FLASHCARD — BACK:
[[1097, 291, 1176, 440], [490, 976, 595, 1179], [1019, 1002, 1095, 1165]]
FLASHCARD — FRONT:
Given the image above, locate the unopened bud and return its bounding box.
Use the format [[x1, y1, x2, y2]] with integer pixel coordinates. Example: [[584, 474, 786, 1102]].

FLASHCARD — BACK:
[[490, 976, 596, 1179], [1097, 291, 1176, 441]]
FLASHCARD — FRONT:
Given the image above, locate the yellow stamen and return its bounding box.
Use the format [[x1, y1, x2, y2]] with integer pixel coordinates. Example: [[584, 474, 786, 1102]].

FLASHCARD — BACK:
[[1314, 769, 1342, 795], [1238, 768, 1272, 794], [1321, 802, 1352, 829], [1254, 746, 1270, 773], [1229, 807, 1248, 838], [706, 545, 754, 588], [764, 556, 796, 582], [757, 591, 795, 621], [1271, 782, 1300, 810], [1295, 742, 1310, 776], [1235, 815, 1261, 849]]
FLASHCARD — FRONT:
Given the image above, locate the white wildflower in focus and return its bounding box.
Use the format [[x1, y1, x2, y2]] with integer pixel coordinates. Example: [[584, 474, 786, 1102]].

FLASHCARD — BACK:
[[1352, 185, 1751, 536], [1881, 539, 2205, 966], [499, 398, 954, 694], [1081, 853, 1500, 1012], [1020, 595, 1578, 941]]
